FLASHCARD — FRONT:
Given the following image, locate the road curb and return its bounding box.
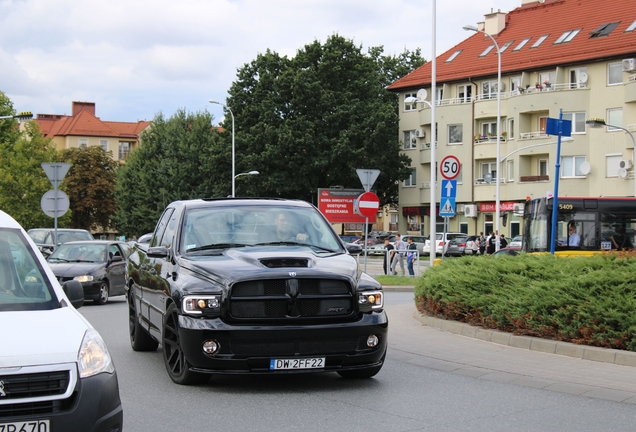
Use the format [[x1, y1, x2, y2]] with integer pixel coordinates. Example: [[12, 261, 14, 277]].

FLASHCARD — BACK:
[[412, 310, 636, 368]]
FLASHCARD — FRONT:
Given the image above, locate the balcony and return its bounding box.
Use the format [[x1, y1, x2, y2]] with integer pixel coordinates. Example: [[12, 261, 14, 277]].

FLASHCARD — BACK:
[[519, 175, 549, 182], [520, 131, 549, 140], [474, 135, 508, 144]]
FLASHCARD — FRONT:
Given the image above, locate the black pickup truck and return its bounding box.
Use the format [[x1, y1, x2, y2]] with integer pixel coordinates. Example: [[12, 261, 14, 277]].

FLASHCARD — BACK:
[[126, 198, 388, 384]]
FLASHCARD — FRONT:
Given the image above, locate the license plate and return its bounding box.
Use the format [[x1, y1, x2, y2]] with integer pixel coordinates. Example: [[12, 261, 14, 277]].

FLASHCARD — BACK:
[[269, 358, 325, 370], [0, 419, 49, 432]]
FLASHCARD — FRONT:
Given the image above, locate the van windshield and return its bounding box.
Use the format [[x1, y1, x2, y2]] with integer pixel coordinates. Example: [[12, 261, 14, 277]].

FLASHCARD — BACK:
[[0, 229, 58, 311]]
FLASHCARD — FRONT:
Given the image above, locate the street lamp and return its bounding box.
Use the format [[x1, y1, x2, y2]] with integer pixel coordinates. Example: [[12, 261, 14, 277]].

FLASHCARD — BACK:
[[464, 24, 502, 250], [209, 100, 235, 197], [0, 111, 33, 121], [587, 118, 636, 197], [234, 170, 259, 179]]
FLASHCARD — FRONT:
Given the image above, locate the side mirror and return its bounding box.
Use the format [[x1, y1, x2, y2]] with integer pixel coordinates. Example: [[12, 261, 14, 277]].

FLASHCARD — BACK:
[[62, 280, 84, 309], [147, 246, 170, 259], [345, 242, 362, 255], [110, 255, 123, 263]]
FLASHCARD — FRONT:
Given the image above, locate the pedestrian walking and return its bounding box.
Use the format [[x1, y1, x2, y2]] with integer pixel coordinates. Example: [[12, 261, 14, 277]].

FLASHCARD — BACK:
[[391, 234, 406, 276], [406, 236, 417, 276], [500, 234, 508, 249], [487, 232, 496, 254], [383, 238, 394, 275], [478, 232, 486, 255]]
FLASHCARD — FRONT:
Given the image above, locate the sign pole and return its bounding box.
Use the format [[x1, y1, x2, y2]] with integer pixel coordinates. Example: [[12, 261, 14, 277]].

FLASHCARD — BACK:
[[363, 217, 369, 272]]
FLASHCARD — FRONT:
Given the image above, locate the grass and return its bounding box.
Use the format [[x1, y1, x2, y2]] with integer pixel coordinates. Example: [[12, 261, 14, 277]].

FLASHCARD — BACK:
[[375, 275, 417, 285]]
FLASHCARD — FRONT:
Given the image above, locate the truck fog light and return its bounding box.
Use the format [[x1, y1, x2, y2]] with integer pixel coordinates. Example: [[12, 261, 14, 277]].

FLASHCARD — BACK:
[[366, 335, 379, 347], [202, 340, 220, 355]]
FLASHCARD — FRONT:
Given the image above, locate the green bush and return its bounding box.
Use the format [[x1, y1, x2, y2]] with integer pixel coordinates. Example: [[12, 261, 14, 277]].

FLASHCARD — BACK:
[[413, 252, 636, 351]]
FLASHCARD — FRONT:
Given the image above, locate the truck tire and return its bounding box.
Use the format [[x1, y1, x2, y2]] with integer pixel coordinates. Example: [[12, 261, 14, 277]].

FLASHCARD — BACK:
[[162, 303, 210, 385], [128, 291, 158, 352]]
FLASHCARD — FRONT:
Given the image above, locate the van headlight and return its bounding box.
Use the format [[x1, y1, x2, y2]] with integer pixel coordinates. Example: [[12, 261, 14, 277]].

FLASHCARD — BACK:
[[358, 290, 384, 312], [77, 329, 115, 378]]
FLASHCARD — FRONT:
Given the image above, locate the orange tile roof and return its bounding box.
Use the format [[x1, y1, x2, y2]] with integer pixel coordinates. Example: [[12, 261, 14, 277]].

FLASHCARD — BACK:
[[388, 0, 636, 90], [34, 106, 150, 140]]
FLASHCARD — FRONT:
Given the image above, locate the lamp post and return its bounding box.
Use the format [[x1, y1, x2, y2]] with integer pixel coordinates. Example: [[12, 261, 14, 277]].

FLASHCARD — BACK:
[[587, 118, 636, 197], [464, 25, 502, 250], [209, 100, 235, 197], [0, 112, 33, 121], [234, 170, 259, 179]]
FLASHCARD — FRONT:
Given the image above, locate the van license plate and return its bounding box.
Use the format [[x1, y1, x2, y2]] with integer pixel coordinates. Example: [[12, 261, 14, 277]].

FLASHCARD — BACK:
[[0, 419, 49, 432], [270, 358, 325, 370]]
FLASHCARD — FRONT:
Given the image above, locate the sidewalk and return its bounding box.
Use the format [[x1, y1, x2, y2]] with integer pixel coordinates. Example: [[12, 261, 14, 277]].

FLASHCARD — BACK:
[[386, 301, 636, 404]]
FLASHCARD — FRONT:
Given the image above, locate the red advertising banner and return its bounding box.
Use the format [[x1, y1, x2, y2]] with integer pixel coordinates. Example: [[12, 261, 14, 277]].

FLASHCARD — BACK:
[[318, 188, 374, 223], [479, 201, 517, 212]]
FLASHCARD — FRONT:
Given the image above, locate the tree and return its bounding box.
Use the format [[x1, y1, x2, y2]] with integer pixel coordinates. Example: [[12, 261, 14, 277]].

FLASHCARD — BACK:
[[60, 145, 119, 232], [225, 35, 424, 205], [114, 110, 226, 237], [0, 120, 61, 229]]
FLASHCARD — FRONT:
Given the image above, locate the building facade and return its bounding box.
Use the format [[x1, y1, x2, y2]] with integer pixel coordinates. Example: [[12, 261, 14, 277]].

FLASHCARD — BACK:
[[388, 0, 636, 238], [32, 101, 150, 161]]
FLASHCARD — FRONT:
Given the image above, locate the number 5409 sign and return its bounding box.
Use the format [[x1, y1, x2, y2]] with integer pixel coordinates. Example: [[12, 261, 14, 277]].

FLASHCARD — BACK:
[[440, 155, 460, 180]]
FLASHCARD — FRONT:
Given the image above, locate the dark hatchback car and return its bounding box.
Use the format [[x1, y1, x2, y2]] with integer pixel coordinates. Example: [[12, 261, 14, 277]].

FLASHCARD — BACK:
[[47, 240, 130, 305], [126, 198, 388, 384]]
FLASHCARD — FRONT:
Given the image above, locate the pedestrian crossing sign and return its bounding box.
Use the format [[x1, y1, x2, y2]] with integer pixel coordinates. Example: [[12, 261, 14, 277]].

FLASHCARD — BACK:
[[439, 198, 456, 217]]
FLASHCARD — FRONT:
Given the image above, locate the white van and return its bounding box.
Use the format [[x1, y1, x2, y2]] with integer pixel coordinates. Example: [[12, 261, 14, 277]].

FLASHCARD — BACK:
[[0, 211, 123, 431], [423, 232, 466, 256]]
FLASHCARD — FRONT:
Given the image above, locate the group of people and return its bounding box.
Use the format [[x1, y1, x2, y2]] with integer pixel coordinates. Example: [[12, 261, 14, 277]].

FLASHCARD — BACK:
[[383, 234, 418, 277], [477, 232, 508, 255]]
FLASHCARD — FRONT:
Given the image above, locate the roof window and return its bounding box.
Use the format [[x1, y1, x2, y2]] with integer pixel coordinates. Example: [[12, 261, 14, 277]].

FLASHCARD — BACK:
[[554, 29, 580, 44], [499, 41, 513, 54], [446, 50, 462, 63], [590, 22, 620, 38], [626, 20, 636, 32], [513, 38, 531, 51], [531, 35, 549, 48], [479, 45, 495, 57]]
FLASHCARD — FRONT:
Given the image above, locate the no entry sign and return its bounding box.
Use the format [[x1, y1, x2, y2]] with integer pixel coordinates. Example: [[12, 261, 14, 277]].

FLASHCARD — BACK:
[[355, 192, 380, 218]]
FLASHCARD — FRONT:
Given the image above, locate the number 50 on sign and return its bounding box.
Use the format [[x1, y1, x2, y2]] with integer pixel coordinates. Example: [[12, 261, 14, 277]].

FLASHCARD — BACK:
[[440, 155, 460, 180]]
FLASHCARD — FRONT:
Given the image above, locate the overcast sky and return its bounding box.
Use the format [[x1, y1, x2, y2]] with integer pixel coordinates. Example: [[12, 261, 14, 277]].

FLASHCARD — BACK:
[[1, 0, 521, 124]]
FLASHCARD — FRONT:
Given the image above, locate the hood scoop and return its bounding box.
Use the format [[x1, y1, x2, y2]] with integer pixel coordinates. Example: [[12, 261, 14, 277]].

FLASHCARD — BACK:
[[260, 258, 309, 268]]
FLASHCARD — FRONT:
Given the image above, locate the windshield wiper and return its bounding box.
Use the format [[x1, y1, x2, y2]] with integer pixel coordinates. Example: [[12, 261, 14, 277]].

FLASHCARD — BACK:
[[187, 243, 249, 252], [309, 245, 338, 253], [253, 241, 303, 247], [49, 257, 71, 262]]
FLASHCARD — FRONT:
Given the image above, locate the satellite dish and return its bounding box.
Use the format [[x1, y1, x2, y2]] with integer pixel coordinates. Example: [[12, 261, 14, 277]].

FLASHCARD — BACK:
[[579, 72, 588, 83], [618, 168, 628, 179], [484, 173, 492, 183], [579, 161, 591, 175], [416, 88, 428, 101]]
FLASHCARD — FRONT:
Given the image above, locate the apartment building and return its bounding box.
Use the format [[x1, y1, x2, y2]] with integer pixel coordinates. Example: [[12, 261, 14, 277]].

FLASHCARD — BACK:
[[388, 0, 636, 238], [32, 101, 150, 161]]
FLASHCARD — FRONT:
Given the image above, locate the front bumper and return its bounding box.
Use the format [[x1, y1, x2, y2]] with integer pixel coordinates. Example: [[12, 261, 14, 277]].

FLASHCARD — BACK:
[[178, 311, 388, 374], [0, 371, 123, 432]]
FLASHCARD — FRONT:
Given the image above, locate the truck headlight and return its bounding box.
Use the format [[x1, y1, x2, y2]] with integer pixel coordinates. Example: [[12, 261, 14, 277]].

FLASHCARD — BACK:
[[358, 290, 384, 312], [183, 295, 221, 316], [78, 329, 115, 378]]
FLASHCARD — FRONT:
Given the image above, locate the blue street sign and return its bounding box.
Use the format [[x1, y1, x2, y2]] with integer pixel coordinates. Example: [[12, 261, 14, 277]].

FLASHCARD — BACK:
[[441, 180, 457, 199], [546, 117, 572, 136], [439, 197, 456, 217]]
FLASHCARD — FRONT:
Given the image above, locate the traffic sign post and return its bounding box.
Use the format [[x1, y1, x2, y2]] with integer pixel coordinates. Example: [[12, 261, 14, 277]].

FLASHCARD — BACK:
[[355, 191, 380, 272], [440, 155, 460, 180], [439, 158, 460, 262], [41, 162, 72, 248]]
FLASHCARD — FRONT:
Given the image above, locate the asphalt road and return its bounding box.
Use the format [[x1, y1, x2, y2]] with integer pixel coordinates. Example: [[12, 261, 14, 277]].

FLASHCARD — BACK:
[[80, 293, 636, 431]]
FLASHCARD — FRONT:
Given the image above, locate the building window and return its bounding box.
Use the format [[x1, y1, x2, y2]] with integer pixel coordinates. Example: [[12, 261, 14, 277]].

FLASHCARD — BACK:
[[513, 38, 531, 51], [100, 139, 109, 152], [446, 50, 462, 62], [404, 93, 417, 111], [457, 84, 472, 103], [554, 29, 580, 44], [607, 108, 623, 130], [403, 168, 416, 187], [448, 124, 463, 144], [507, 160, 514, 182], [626, 20, 636, 32], [508, 118, 515, 140], [590, 22, 619, 38], [539, 159, 548, 176], [562, 112, 586, 133], [606, 154, 623, 177], [481, 161, 497, 181], [561, 156, 586, 178], [119, 142, 131, 160], [608, 63, 623, 85], [499, 41, 513, 54], [78, 138, 88, 148], [569, 67, 588, 89], [531, 35, 549, 48], [436, 87, 444, 104], [403, 130, 417, 149], [481, 121, 497, 137], [482, 80, 498, 99], [510, 76, 521, 93], [479, 45, 495, 57]]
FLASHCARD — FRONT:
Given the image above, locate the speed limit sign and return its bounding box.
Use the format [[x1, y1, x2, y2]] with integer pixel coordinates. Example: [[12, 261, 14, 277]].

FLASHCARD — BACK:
[[440, 155, 460, 180]]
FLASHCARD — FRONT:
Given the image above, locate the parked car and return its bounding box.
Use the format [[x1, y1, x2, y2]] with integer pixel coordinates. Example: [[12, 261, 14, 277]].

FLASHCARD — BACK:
[[423, 232, 466, 256], [47, 240, 129, 305], [445, 235, 471, 256], [465, 235, 480, 255], [492, 246, 522, 257], [27, 228, 94, 257], [0, 210, 123, 430], [401, 235, 427, 255], [509, 235, 522, 248], [126, 198, 387, 384]]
